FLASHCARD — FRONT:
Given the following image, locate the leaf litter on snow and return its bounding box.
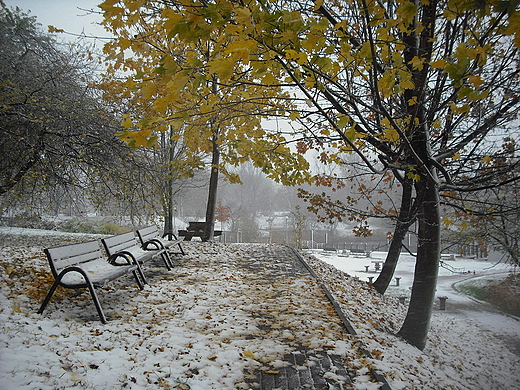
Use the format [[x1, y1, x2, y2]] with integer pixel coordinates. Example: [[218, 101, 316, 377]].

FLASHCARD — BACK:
[[0, 230, 519, 389]]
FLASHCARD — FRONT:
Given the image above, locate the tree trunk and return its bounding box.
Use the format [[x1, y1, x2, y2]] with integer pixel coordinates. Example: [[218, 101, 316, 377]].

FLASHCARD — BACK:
[[204, 134, 220, 241], [164, 128, 176, 239], [397, 177, 441, 350], [373, 179, 415, 294]]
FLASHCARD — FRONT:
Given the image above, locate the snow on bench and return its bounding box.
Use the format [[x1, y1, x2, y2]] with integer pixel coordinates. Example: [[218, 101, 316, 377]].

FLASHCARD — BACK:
[[38, 240, 147, 323], [101, 231, 172, 271], [136, 225, 185, 261]]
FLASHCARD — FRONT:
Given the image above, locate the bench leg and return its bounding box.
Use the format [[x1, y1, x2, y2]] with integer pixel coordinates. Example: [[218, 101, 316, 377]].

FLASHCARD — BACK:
[[85, 280, 108, 324], [165, 251, 174, 270], [37, 279, 61, 315], [38, 273, 107, 324], [177, 242, 185, 256], [134, 262, 147, 287], [132, 270, 145, 290]]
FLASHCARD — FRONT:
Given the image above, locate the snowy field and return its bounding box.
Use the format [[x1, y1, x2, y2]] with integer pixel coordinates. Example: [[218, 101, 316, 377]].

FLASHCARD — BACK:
[[311, 249, 520, 353], [0, 227, 519, 389]]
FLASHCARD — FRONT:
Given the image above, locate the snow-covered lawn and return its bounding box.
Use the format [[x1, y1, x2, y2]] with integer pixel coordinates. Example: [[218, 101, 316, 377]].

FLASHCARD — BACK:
[[0, 228, 519, 389]]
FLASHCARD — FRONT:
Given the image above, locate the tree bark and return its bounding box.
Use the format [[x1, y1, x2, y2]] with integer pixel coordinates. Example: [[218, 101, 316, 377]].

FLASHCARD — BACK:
[[164, 129, 176, 239], [373, 179, 415, 294], [204, 134, 220, 241], [397, 176, 441, 350]]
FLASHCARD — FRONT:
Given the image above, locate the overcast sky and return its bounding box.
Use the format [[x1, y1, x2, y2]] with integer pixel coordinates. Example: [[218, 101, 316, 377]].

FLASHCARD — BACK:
[[5, 0, 107, 40]]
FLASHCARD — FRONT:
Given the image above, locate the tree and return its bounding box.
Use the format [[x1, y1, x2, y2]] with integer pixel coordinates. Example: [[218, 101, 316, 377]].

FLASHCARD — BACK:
[[99, 0, 520, 350], [98, 3, 311, 240], [442, 143, 520, 266], [0, 3, 154, 222]]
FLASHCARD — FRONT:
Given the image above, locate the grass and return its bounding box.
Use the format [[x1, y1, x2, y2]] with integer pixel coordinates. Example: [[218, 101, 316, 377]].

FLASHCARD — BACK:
[[455, 284, 490, 301]]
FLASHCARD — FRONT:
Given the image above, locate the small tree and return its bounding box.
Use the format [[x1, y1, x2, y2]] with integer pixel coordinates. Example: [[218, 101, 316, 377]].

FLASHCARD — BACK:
[[215, 202, 231, 232], [292, 205, 307, 249]]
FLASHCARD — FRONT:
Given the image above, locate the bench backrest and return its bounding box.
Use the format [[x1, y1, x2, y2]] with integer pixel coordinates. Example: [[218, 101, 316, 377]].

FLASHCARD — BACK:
[[45, 240, 103, 277], [136, 225, 159, 244], [101, 231, 138, 255]]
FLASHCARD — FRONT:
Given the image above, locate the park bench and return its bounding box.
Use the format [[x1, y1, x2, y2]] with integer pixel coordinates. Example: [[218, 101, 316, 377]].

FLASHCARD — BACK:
[[178, 221, 222, 241], [101, 231, 173, 270], [38, 240, 147, 324], [350, 248, 371, 257], [136, 225, 185, 258]]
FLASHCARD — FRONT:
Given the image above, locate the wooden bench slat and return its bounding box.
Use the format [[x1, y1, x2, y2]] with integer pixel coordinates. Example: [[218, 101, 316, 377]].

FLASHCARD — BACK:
[[102, 229, 175, 271], [60, 262, 136, 287], [136, 225, 185, 265], [101, 232, 138, 254]]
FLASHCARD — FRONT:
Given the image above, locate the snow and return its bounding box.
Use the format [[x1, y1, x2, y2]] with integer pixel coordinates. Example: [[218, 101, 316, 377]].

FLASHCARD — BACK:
[[0, 227, 519, 389]]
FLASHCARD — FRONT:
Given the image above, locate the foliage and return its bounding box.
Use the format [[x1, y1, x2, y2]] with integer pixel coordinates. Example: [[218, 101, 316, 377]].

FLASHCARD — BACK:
[[98, 2, 311, 186], [98, 0, 520, 349], [0, 3, 187, 224], [0, 3, 143, 219], [291, 205, 307, 249], [442, 178, 520, 266], [57, 218, 131, 235]]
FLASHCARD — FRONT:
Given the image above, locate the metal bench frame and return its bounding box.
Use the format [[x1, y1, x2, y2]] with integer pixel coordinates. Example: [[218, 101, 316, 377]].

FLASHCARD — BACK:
[[101, 231, 173, 270], [136, 225, 185, 261], [38, 240, 147, 323]]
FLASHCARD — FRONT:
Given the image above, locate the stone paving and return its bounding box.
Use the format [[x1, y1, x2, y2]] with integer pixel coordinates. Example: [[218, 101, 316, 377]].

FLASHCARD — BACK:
[[152, 242, 390, 389], [233, 245, 354, 389]]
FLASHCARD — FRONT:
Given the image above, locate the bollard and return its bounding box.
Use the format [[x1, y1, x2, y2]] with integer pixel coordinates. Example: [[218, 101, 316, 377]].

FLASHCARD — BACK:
[[368, 276, 374, 283], [398, 296, 407, 304], [438, 296, 448, 311], [365, 265, 370, 272], [395, 277, 401, 286]]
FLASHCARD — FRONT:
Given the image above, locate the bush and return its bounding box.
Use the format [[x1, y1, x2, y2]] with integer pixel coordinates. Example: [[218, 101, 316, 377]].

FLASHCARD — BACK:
[[57, 218, 131, 235]]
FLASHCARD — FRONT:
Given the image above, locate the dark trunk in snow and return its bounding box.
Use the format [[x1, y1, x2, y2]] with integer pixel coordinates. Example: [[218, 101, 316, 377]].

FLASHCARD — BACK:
[[374, 179, 416, 294], [397, 175, 441, 350], [204, 135, 219, 241]]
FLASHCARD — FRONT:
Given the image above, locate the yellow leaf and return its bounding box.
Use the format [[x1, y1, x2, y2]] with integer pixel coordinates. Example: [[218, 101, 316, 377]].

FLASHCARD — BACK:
[[430, 59, 446, 69], [200, 104, 213, 114], [378, 71, 396, 98], [400, 79, 415, 90], [242, 350, 255, 359], [262, 72, 275, 85], [396, 1, 418, 27], [409, 56, 424, 70], [141, 82, 156, 100], [130, 129, 153, 148], [289, 111, 300, 120], [337, 115, 350, 128], [442, 217, 454, 226], [452, 152, 461, 160], [121, 116, 133, 129], [468, 75, 483, 87], [481, 155, 492, 165], [383, 127, 399, 142], [207, 57, 235, 81], [224, 40, 256, 63], [408, 96, 417, 106], [48, 25, 65, 33]]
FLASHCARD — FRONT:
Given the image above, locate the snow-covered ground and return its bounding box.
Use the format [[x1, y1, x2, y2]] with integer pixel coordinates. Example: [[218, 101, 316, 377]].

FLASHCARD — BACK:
[[0, 227, 519, 389], [311, 249, 520, 355]]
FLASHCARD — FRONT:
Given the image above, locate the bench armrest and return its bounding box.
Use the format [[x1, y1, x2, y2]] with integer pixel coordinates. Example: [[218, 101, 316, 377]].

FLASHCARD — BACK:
[[108, 252, 134, 266], [142, 239, 164, 251]]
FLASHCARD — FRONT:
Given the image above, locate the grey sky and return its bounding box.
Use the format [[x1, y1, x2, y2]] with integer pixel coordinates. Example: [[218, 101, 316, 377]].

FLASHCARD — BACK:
[[5, 0, 107, 39]]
